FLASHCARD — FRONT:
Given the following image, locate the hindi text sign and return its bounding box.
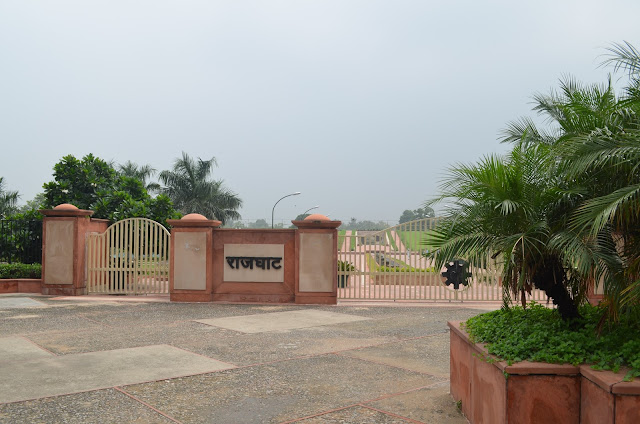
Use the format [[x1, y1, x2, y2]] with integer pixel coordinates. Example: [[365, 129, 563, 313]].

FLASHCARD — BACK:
[[223, 244, 285, 283]]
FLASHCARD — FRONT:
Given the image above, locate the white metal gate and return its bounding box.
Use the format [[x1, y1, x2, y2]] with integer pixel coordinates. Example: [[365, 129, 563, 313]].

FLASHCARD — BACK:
[[337, 218, 547, 302], [86, 218, 170, 295]]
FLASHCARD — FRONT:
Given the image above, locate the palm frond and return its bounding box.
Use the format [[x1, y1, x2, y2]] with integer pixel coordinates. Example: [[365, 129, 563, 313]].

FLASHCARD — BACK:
[[601, 41, 640, 79]]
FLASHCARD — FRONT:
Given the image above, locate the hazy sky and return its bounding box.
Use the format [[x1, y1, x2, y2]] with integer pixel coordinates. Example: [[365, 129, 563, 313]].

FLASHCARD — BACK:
[[1, 1, 638, 225]]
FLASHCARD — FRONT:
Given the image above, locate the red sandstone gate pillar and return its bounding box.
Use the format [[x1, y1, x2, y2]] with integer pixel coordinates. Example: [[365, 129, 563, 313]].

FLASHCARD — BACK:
[[40, 204, 95, 295], [168, 214, 220, 302], [292, 214, 341, 305]]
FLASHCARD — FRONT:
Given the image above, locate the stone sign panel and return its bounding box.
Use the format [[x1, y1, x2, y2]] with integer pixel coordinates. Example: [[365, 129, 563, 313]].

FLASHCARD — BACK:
[[223, 244, 284, 283]]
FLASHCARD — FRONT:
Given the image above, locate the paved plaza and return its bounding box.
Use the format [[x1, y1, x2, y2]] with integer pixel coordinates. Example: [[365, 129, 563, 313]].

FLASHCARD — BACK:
[[0, 294, 497, 423]]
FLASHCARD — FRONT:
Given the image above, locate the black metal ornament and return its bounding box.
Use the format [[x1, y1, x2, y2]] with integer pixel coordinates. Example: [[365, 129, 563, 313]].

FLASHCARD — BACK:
[[442, 259, 472, 290]]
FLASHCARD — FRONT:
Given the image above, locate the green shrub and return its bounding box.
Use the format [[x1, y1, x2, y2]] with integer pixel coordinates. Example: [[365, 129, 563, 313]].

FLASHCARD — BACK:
[[338, 260, 356, 272], [464, 303, 640, 381], [377, 265, 437, 273], [365, 253, 436, 273], [0, 263, 42, 279]]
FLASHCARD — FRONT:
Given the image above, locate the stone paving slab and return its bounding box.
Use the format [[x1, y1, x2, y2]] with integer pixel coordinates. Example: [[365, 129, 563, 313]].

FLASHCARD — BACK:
[[0, 308, 106, 336], [0, 297, 47, 309], [0, 344, 235, 404], [195, 309, 370, 333], [27, 320, 235, 355], [339, 333, 451, 377], [0, 388, 175, 424], [0, 295, 485, 422], [0, 336, 54, 362], [122, 354, 443, 424], [367, 382, 467, 423], [293, 405, 414, 423]]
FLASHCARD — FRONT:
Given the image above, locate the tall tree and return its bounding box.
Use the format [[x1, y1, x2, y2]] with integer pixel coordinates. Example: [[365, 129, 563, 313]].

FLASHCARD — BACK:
[[495, 41, 640, 321], [399, 207, 435, 224], [117, 161, 161, 193], [398, 210, 415, 224], [43, 154, 180, 226], [0, 177, 19, 217], [159, 152, 242, 224], [558, 42, 640, 320]]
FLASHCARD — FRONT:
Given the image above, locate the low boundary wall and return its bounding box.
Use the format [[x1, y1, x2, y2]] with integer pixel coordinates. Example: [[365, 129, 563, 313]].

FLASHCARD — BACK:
[[0, 279, 42, 294], [168, 214, 340, 304], [31, 206, 341, 305]]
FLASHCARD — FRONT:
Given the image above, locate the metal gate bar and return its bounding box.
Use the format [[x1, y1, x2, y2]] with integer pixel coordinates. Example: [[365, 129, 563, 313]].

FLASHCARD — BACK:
[[337, 219, 547, 302], [87, 218, 170, 295]]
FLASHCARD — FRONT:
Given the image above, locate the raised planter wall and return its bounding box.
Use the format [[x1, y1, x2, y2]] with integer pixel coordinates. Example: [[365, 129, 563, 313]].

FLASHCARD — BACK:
[[449, 321, 640, 424], [0, 279, 42, 294]]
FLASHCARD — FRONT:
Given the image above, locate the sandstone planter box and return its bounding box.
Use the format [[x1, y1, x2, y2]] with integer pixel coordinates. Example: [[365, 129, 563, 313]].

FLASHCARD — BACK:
[[0, 279, 42, 294], [448, 321, 640, 424]]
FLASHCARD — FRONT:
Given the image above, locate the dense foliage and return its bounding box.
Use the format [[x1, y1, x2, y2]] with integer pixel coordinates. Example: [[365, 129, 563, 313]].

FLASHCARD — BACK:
[[117, 161, 161, 193], [0, 263, 41, 279], [0, 209, 42, 264], [464, 304, 640, 381], [428, 42, 640, 322], [43, 154, 181, 226], [398, 207, 435, 224]]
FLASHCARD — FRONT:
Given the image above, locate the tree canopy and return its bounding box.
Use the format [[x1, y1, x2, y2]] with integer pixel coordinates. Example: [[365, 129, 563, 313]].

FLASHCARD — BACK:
[[159, 152, 242, 225], [42, 154, 180, 225], [117, 161, 161, 193], [398, 207, 435, 224]]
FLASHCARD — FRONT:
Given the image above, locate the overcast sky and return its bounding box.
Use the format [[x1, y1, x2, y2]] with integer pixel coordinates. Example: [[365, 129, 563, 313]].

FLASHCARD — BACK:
[[1, 1, 638, 225]]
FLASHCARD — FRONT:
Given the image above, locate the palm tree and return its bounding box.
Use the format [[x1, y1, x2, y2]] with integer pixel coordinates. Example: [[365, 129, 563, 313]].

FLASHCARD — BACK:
[[500, 76, 630, 147], [0, 177, 19, 217], [557, 43, 640, 320], [427, 144, 584, 320], [117, 161, 161, 193], [159, 152, 242, 224], [498, 41, 640, 321]]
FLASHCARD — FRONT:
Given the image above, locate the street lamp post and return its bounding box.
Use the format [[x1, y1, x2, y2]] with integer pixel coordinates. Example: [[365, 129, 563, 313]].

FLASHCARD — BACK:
[[302, 205, 320, 216], [272, 192, 301, 228]]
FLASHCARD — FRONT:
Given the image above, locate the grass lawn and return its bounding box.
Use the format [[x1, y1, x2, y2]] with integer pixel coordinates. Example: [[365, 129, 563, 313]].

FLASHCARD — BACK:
[[349, 230, 357, 251], [365, 252, 436, 272], [397, 230, 436, 251], [338, 230, 346, 250], [386, 230, 398, 251]]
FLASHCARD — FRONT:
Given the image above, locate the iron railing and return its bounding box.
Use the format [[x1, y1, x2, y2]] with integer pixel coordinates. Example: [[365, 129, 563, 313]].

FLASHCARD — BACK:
[[0, 219, 42, 264], [337, 218, 547, 302]]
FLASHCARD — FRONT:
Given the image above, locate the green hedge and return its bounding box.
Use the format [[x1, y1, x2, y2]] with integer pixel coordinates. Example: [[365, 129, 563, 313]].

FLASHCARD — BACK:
[[464, 303, 640, 381], [365, 253, 436, 273], [0, 263, 42, 279]]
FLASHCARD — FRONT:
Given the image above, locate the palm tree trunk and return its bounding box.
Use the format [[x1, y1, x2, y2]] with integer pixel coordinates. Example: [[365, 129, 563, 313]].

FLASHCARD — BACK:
[[532, 256, 581, 321]]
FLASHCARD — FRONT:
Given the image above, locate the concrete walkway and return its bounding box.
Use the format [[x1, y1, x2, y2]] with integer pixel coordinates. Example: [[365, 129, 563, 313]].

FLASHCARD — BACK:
[[0, 294, 493, 423]]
